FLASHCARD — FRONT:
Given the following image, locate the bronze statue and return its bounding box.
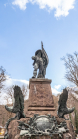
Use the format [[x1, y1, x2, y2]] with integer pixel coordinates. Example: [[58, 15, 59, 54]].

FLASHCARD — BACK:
[[4, 85, 25, 139], [57, 88, 74, 119], [32, 42, 49, 78]]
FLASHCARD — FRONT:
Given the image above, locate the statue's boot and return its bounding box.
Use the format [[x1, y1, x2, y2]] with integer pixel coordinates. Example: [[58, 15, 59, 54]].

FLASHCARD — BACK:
[[58, 107, 74, 118], [37, 73, 43, 78], [32, 70, 37, 78]]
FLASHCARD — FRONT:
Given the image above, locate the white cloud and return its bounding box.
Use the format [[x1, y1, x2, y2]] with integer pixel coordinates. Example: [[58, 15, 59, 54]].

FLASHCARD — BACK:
[[52, 88, 61, 96], [0, 77, 29, 105], [4, 76, 29, 88], [54, 85, 61, 90], [12, 0, 29, 10], [12, 0, 75, 17], [0, 93, 12, 105]]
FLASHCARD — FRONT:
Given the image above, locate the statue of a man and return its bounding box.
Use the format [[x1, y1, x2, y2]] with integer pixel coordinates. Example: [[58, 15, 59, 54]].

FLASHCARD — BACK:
[[32, 42, 49, 78]]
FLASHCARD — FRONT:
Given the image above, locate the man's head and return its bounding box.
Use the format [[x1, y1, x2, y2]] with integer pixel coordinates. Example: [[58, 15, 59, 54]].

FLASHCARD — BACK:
[[35, 50, 42, 58], [37, 51, 41, 58]]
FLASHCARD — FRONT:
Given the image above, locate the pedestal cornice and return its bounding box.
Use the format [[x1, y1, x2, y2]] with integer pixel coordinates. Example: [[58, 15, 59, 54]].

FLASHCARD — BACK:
[[29, 78, 52, 89]]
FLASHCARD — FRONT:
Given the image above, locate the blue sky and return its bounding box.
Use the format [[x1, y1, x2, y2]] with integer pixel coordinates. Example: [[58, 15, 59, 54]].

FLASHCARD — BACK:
[[0, 0, 78, 99]]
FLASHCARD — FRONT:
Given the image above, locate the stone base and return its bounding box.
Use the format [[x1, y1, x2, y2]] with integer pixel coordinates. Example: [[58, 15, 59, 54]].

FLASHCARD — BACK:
[[27, 79, 57, 117], [28, 78, 54, 107], [7, 118, 76, 139], [14, 134, 72, 139], [26, 110, 57, 118]]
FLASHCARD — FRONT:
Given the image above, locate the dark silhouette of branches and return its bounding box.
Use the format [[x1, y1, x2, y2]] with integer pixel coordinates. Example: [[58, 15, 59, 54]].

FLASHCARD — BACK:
[[4, 85, 14, 104], [4, 84, 28, 104], [70, 93, 78, 102], [21, 85, 28, 99], [0, 66, 7, 92], [61, 52, 78, 86]]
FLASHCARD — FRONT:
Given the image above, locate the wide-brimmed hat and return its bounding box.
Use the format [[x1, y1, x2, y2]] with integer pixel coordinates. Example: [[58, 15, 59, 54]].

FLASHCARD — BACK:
[[35, 49, 42, 57]]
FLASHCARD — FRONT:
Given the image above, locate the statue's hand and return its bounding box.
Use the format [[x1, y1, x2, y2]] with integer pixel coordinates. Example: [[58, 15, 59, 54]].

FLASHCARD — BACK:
[[32, 56, 35, 60]]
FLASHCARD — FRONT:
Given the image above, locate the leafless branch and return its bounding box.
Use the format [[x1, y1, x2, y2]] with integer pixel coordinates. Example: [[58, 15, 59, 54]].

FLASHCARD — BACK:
[[61, 52, 78, 86], [21, 85, 28, 99], [0, 66, 7, 91], [4, 84, 28, 104]]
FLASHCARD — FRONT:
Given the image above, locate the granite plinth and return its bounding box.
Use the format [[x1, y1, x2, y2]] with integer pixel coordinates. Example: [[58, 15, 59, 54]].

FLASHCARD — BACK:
[[27, 78, 56, 117], [15, 135, 71, 139]]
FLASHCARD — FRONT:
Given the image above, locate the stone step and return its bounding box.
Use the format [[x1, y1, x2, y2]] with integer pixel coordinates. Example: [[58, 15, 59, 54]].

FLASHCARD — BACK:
[[28, 107, 56, 111]]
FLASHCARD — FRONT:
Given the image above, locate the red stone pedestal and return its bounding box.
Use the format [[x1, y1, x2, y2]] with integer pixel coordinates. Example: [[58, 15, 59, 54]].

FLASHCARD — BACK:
[[26, 78, 57, 117]]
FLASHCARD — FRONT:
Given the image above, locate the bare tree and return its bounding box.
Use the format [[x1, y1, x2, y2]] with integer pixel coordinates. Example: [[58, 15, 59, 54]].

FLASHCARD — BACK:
[[0, 66, 7, 92], [61, 52, 78, 86], [4, 85, 14, 104], [21, 85, 28, 99], [4, 95, 9, 104], [4, 84, 28, 104]]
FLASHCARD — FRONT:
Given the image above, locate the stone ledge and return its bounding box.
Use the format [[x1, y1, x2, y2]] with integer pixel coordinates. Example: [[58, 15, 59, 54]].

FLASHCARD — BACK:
[[29, 78, 52, 88], [29, 105, 54, 107], [28, 107, 56, 111]]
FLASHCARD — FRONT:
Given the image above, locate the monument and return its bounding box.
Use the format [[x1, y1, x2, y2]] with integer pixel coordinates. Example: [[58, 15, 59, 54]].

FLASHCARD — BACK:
[[4, 42, 75, 139]]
